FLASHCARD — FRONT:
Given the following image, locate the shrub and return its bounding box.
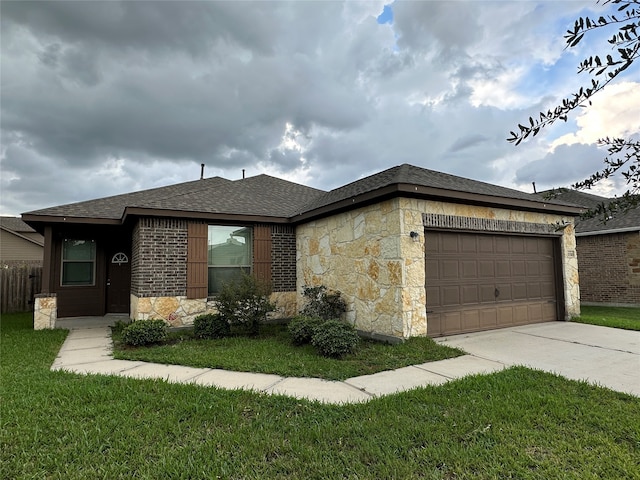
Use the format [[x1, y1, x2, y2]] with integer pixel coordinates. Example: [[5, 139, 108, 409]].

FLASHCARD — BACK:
[[311, 320, 360, 358], [300, 285, 347, 321], [214, 273, 275, 335], [287, 315, 322, 345], [193, 313, 230, 339], [121, 319, 168, 347]]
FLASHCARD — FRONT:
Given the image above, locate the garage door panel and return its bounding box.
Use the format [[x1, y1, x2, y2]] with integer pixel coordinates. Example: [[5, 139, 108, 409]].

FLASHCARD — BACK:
[[441, 286, 460, 306], [425, 259, 439, 280], [542, 302, 557, 321], [441, 233, 460, 253], [479, 284, 496, 302], [478, 236, 494, 253], [479, 309, 497, 328], [528, 304, 543, 322], [512, 283, 528, 300], [461, 260, 478, 278], [526, 238, 540, 254], [462, 311, 480, 331], [496, 260, 511, 277], [479, 261, 495, 277], [513, 305, 529, 323], [495, 237, 510, 253], [461, 285, 479, 304], [426, 231, 559, 337], [541, 281, 555, 298], [527, 283, 542, 298], [511, 237, 525, 253], [526, 261, 540, 276], [426, 286, 440, 306], [461, 235, 477, 253], [511, 260, 526, 276], [495, 284, 512, 302], [442, 260, 459, 279]]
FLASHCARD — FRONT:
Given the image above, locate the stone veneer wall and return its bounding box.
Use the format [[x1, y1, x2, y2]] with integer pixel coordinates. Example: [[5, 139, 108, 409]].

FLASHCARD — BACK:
[[130, 291, 297, 326], [131, 218, 188, 297], [577, 231, 640, 305], [297, 198, 422, 338], [296, 198, 581, 339]]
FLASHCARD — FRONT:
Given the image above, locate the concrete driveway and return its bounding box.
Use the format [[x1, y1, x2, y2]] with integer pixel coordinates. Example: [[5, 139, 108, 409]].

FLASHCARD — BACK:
[[435, 321, 640, 397]]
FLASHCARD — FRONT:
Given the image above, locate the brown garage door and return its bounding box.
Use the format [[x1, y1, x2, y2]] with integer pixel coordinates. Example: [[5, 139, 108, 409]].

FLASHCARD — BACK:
[[426, 231, 559, 337]]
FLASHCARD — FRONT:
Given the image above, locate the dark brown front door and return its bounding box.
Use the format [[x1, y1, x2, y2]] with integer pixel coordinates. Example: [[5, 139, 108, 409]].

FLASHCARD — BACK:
[[426, 231, 559, 337], [106, 250, 131, 314]]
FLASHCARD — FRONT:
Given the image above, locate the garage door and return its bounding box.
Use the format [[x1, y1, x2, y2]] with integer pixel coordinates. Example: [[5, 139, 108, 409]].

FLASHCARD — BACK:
[[426, 231, 559, 337]]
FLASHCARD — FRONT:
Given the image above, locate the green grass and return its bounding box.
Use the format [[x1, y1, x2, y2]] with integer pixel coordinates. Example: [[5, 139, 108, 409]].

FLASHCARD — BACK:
[[112, 323, 465, 381], [2, 312, 639, 479], [573, 305, 640, 330]]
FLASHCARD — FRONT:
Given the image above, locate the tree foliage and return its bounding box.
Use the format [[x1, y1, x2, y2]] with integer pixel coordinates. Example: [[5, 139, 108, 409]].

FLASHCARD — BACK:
[[508, 0, 640, 219]]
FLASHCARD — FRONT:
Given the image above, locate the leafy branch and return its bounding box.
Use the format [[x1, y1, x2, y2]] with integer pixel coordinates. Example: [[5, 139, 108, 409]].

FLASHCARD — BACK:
[[508, 0, 640, 218]]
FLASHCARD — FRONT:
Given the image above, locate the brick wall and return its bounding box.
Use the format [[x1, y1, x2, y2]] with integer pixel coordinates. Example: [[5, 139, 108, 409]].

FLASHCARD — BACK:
[[131, 218, 188, 297], [577, 231, 640, 305], [131, 218, 296, 298], [271, 225, 296, 292]]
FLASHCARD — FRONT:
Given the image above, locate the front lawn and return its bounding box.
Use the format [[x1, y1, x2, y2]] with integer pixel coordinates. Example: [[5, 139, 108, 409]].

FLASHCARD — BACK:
[[2, 312, 639, 479], [573, 305, 640, 331], [112, 323, 465, 381]]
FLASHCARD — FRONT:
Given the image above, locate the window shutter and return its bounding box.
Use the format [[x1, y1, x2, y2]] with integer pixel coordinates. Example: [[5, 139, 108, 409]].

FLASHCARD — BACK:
[[187, 222, 208, 299], [253, 225, 271, 286]]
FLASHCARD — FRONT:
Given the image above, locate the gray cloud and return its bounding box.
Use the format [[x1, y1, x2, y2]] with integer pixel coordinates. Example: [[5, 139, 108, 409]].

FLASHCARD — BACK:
[[1, 0, 633, 216]]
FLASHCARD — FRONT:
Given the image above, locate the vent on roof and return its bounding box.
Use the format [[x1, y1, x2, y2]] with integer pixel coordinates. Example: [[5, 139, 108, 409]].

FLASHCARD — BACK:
[[200, 163, 205, 180]]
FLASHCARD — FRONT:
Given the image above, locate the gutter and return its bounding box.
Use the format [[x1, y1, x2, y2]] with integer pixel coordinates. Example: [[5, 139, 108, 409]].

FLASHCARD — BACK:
[[576, 226, 640, 237]]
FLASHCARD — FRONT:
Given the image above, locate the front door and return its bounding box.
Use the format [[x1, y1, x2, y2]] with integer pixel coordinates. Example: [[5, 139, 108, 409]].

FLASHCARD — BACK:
[[106, 250, 131, 314]]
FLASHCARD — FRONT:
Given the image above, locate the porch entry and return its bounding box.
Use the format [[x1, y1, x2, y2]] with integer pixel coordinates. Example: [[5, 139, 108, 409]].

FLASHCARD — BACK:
[[106, 250, 131, 314]]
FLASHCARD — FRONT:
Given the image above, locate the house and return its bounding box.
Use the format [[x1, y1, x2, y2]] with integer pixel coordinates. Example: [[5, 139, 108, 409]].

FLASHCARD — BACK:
[[22, 164, 583, 338], [0, 216, 44, 266], [542, 189, 640, 306]]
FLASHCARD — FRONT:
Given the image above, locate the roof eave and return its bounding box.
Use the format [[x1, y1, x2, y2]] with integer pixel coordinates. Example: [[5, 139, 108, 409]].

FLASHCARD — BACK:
[[291, 183, 584, 223], [576, 226, 640, 237], [122, 207, 291, 224]]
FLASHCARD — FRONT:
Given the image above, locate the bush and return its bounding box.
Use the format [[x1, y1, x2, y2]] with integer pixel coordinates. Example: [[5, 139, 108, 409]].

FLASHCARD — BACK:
[[300, 285, 347, 321], [193, 313, 230, 339], [214, 273, 275, 335], [121, 319, 168, 347], [311, 320, 360, 358], [287, 316, 322, 345]]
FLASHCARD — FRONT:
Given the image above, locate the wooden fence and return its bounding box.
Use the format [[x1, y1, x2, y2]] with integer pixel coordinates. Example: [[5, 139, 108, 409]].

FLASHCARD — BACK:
[[0, 264, 42, 314]]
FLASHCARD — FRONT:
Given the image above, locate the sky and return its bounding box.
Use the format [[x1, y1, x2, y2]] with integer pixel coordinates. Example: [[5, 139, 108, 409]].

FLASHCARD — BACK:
[[1, 0, 639, 217]]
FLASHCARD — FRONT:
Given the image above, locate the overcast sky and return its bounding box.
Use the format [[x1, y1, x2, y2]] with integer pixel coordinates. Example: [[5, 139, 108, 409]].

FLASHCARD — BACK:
[[2, 0, 639, 217]]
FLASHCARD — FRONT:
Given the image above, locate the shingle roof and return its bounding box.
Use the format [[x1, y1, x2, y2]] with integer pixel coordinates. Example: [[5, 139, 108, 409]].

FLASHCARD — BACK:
[[300, 164, 578, 213], [0, 216, 37, 233], [23, 164, 582, 225], [23, 175, 326, 220], [539, 188, 640, 234]]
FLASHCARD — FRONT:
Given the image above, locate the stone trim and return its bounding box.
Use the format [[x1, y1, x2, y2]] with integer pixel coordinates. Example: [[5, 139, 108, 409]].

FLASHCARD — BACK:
[[423, 213, 561, 235]]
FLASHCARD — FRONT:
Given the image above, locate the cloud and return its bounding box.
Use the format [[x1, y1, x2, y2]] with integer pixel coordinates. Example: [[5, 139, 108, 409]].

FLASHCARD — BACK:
[[1, 0, 637, 217]]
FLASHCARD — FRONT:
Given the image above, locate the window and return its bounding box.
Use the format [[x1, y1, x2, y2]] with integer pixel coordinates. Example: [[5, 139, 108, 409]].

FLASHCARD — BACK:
[[208, 226, 252, 295], [61, 239, 96, 286]]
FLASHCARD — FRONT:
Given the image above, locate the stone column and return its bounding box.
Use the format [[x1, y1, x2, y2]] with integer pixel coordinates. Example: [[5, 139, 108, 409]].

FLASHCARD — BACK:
[[34, 293, 57, 330]]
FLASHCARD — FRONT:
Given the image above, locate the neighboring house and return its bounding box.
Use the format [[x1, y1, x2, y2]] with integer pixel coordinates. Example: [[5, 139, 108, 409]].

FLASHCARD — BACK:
[[543, 189, 640, 306], [0, 216, 44, 266], [23, 164, 583, 338]]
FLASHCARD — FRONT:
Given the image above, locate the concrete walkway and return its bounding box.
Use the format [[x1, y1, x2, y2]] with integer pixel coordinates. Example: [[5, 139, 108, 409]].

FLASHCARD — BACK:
[[51, 321, 639, 404]]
